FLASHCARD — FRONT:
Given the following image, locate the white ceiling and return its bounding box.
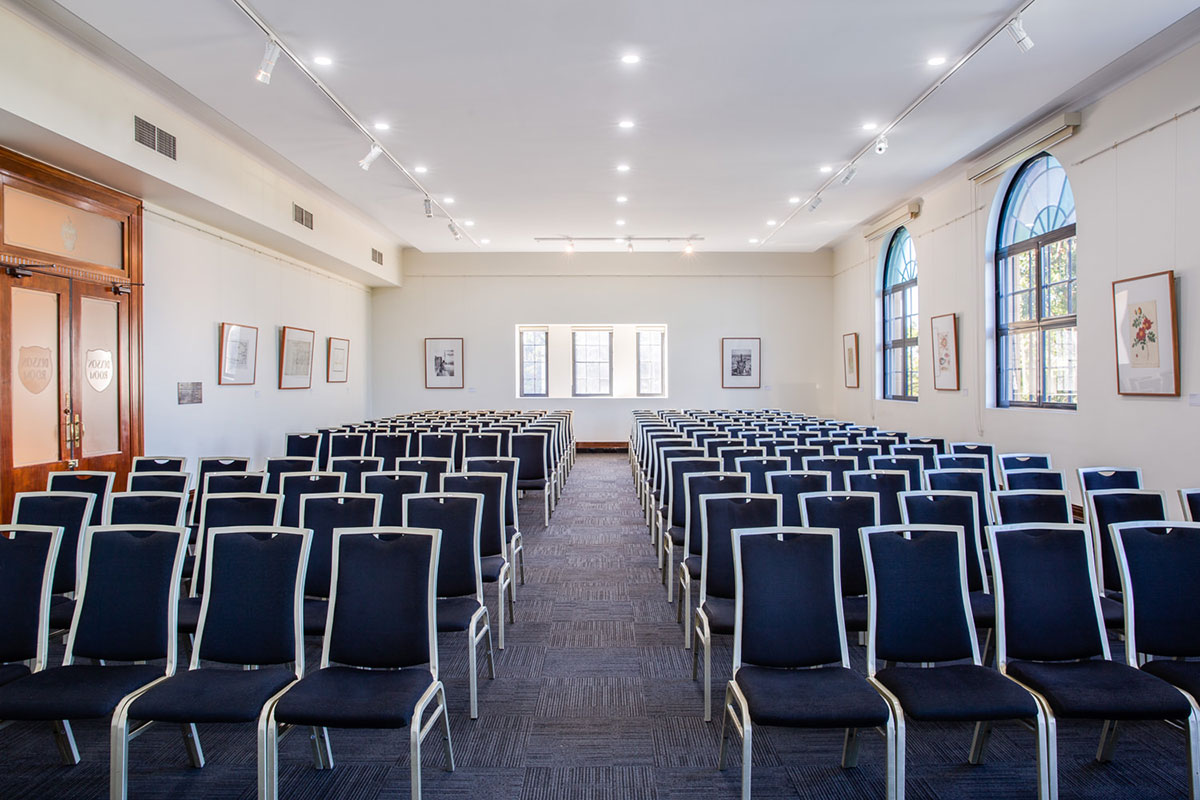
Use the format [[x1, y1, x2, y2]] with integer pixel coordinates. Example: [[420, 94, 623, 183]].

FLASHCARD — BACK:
[[29, 0, 1200, 252]]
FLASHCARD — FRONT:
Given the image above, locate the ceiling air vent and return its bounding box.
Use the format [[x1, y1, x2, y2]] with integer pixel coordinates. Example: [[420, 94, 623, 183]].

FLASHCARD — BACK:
[[371, 248, 384, 265], [133, 116, 177, 160], [292, 203, 314, 230]]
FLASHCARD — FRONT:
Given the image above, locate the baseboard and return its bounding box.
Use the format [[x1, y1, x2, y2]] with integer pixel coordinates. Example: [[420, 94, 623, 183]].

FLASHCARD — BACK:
[[577, 441, 629, 452]]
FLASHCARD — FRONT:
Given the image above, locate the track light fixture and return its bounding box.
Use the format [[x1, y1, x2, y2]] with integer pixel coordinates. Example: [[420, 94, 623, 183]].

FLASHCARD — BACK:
[[841, 166, 857, 186], [809, 196, 822, 212], [448, 222, 461, 240], [1006, 16, 1034, 53], [627, 240, 634, 253], [683, 241, 694, 254], [358, 143, 383, 171], [874, 134, 889, 155], [423, 197, 433, 218], [256, 40, 281, 84]]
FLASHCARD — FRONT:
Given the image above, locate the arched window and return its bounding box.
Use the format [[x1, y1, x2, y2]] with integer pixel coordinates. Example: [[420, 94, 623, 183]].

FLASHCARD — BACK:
[[883, 226, 918, 400], [996, 153, 1077, 408]]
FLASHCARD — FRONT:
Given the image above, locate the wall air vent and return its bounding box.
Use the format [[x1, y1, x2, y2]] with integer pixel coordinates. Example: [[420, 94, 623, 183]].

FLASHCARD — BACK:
[[292, 203, 314, 230], [371, 248, 384, 265], [133, 116, 177, 160]]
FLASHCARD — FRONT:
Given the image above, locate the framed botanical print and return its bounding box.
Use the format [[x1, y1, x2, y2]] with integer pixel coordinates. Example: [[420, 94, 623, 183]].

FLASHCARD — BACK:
[[721, 337, 761, 389], [1112, 270, 1179, 396], [425, 337, 464, 389], [218, 322, 258, 385], [327, 337, 350, 383], [931, 313, 959, 391], [278, 326, 315, 390], [843, 333, 859, 389]]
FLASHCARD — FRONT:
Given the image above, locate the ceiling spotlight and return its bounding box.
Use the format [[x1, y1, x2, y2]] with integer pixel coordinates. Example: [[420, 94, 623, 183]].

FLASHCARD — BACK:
[[313, 55, 333, 66], [448, 222, 461, 241], [616, 164, 631, 172], [621, 53, 641, 64], [1006, 16, 1034, 52], [841, 166, 857, 185], [616, 219, 626, 226], [819, 165, 833, 174], [809, 196, 823, 211], [358, 143, 383, 170], [683, 242, 694, 254], [748, 238, 759, 244], [766, 220, 777, 227], [464, 220, 475, 227], [414, 165, 428, 174], [789, 196, 801, 204], [565, 240, 575, 254], [373, 122, 390, 131], [627, 241, 634, 253], [616, 195, 628, 203], [874, 134, 889, 155], [481, 238, 491, 245], [256, 40, 282, 84], [618, 119, 636, 129], [927, 55, 947, 66], [861, 121, 878, 131], [443, 196, 455, 204], [423, 197, 433, 218]]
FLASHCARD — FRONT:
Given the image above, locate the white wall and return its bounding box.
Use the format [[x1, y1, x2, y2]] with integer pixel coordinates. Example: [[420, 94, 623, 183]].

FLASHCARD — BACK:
[[142, 209, 372, 468], [372, 251, 835, 441], [829, 41, 1200, 510]]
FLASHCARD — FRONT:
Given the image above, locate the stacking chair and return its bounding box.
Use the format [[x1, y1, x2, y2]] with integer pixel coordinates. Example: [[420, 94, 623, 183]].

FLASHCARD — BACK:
[[284, 432, 320, 459], [861, 525, 1048, 798], [11, 492, 95, 631], [279, 472, 345, 528], [950, 443, 998, 490], [678, 473, 750, 646], [800, 492, 879, 638], [131, 456, 187, 473], [0, 525, 63, 688], [48, 470, 114, 527], [704, 437, 743, 459], [364, 471, 428, 526], [264, 457, 317, 494], [443, 473, 515, 649], [203, 471, 267, 497], [907, 436, 945, 454], [463, 432, 502, 459], [404, 493, 495, 719], [718, 527, 895, 800], [717, 446, 765, 473], [1077, 467, 1142, 522], [988, 523, 1197, 798], [847, 470, 910, 525], [935, 453, 991, 489], [999, 453, 1053, 485], [693, 493, 782, 721], [0, 525, 187, 765], [1182, 489, 1200, 522], [1086, 489, 1169, 602], [394, 458, 455, 499], [993, 490, 1072, 525], [869, 455, 922, 493], [299, 494, 382, 636], [111, 527, 310, 800], [373, 432, 413, 469], [330, 456, 384, 492], [105, 492, 187, 527], [260, 528, 454, 800], [126, 472, 189, 494], [661, 457, 722, 593], [733, 456, 789, 494], [192, 458, 250, 525], [835, 444, 881, 471], [776, 445, 820, 470], [892, 444, 938, 471], [652, 446, 705, 545], [465, 457, 524, 585], [1005, 469, 1068, 491], [511, 432, 555, 528], [925, 468, 991, 534], [328, 432, 367, 466], [418, 432, 457, 465], [765, 471, 829, 527], [803, 455, 856, 492]]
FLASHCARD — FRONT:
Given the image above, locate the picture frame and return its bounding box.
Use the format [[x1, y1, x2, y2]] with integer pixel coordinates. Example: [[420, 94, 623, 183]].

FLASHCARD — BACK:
[[218, 322, 258, 385], [425, 337, 464, 389], [721, 337, 761, 389], [842, 333, 859, 389], [327, 337, 350, 383], [931, 313, 959, 391], [1112, 270, 1179, 396], [278, 326, 315, 390]]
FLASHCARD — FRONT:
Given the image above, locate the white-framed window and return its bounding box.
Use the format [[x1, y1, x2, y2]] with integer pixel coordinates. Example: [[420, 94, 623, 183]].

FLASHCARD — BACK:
[[637, 327, 666, 396], [519, 327, 548, 397], [882, 226, 919, 401], [572, 328, 613, 397]]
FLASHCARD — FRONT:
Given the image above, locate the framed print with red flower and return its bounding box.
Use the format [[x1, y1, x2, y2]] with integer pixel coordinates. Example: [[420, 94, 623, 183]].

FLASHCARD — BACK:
[[1112, 270, 1179, 396]]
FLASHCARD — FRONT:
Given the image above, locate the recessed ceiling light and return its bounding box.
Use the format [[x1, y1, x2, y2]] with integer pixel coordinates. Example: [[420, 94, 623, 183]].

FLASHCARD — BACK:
[[464, 220, 475, 227], [788, 196, 801, 204], [616, 164, 631, 172], [766, 220, 777, 227], [443, 197, 455, 204], [373, 122, 390, 131], [313, 55, 333, 66], [927, 55, 947, 66], [618, 119, 635, 129], [481, 238, 491, 244], [819, 165, 833, 174], [862, 122, 878, 131], [748, 238, 760, 244], [616, 195, 628, 203], [616, 219, 626, 226], [621, 53, 641, 64], [413, 165, 427, 173]]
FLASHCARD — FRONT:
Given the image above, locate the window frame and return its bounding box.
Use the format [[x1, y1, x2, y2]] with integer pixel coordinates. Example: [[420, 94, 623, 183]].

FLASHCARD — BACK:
[[571, 328, 614, 397], [882, 227, 919, 402], [518, 327, 549, 398], [636, 327, 666, 397]]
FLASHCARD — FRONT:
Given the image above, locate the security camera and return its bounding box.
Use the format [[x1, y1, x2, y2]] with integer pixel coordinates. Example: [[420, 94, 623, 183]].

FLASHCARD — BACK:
[[874, 135, 889, 155]]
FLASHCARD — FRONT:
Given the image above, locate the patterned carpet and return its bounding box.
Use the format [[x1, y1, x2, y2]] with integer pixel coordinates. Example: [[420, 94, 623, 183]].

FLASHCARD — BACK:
[[0, 453, 1191, 798]]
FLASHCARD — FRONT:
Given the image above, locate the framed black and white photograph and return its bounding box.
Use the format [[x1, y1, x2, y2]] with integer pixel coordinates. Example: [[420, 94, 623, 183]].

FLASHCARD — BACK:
[[218, 322, 258, 385], [1112, 270, 1179, 396], [843, 333, 859, 389], [278, 325, 314, 390], [425, 337, 464, 389], [721, 337, 761, 389], [327, 337, 350, 383]]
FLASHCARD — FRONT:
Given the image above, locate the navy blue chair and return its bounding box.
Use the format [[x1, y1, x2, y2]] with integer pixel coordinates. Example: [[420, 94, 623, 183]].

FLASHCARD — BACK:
[[802, 455, 856, 491], [132, 456, 188, 473], [677, 473, 750, 646], [719, 527, 895, 800], [329, 456, 384, 493], [936, 453, 991, 491], [652, 446, 705, 545], [988, 523, 1196, 798], [463, 433, 502, 460], [11, 492, 95, 631], [999, 453, 1052, 486], [111, 527, 310, 800], [442, 473, 515, 649], [511, 433, 555, 527], [660, 457, 722, 598], [776, 445, 821, 470], [418, 432, 457, 465], [693, 493, 782, 721], [717, 446, 765, 473], [465, 457, 524, 585], [364, 471, 428, 526], [765, 471, 830, 527], [891, 444, 937, 472], [847, 470, 910, 526], [203, 471, 267, 497], [1086, 489, 1168, 598], [404, 493, 494, 719], [1005, 469, 1068, 491], [261, 528, 454, 800], [861, 524, 1047, 798], [906, 436, 945, 454], [0, 525, 63, 688], [126, 471, 190, 494], [279, 472, 346, 528], [372, 432, 413, 470], [264, 457, 317, 494], [869, 455, 923, 493], [703, 437, 743, 458], [284, 432, 319, 459], [47, 470, 114, 527], [329, 432, 367, 466], [733, 456, 789, 495], [0, 525, 187, 765], [482, 428, 512, 457], [993, 490, 1072, 525], [191, 458, 250, 525], [1078, 466, 1142, 496], [925, 468, 991, 533], [299, 493, 381, 636], [800, 492, 879, 636], [835, 444, 881, 471], [1182, 490, 1200, 523], [105, 492, 187, 527], [950, 443, 998, 490]]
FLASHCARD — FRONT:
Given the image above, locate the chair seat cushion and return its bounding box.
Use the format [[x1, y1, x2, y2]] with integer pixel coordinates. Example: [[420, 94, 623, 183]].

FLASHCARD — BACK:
[[128, 668, 295, 723], [480, 555, 507, 582], [303, 599, 328, 636], [843, 595, 868, 632], [177, 597, 202, 634], [516, 479, 546, 491], [1099, 595, 1124, 628], [969, 592, 995, 628], [699, 597, 735, 634], [437, 597, 483, 632], [875, 664, 1038, 721], [272, 666, 434, 729], [49, 595, 75, 630], [1006, 659, 1189, 720], [1142, 660, 1200, 699], [736, 665, 890, 728], [0, 663, 31, 688], [666, 527, 685, 546], [683, 555, 701, 579], [0, 664, 163, 720]]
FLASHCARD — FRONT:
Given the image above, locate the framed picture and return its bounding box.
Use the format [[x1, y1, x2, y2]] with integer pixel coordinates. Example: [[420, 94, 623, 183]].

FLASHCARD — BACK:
[[327, 337, 350, 383], [425, 337, 464, 389], [842, 333, 859, 389], [1112, 270, 1179, 396], [278, 326, 315, 390], [931, 313, 959, 391], [721, 337, 761, 389], [218, 322, 258, 385]]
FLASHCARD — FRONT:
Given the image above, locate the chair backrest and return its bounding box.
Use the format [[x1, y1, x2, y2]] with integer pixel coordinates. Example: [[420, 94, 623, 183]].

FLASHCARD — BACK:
[[999, 453, 1052, 478], [324, 528, 441, 673], [868, 455, 923, 493], [511, 433, 551, 481], [716, 446, 765, 473], [988, 523, 1108, 666], [846, 470, 910, 525], [733, 457, 790, 494], [1078, 466, 1143, 496], [105, 492, 187, 527], [862, 524, 980, 672], [656, 447, 705, 496], [285, 432, 320, 458], [924, 468, 990, 530], [810, 437, 848, 456], [12, 491, 94, 594], [132, 456, 187, 473], [300, 493, 382, 598], [442, 473, 507, 559], [949, 443, 997, 490], [464, 457, 519, 528], [1086, 489, 1169, 593], [906, 436, 946, 454], [891, 444, 937, 471], [703, 438, 743, 458], [193, 458, 251, 523], [395, 457, 454, 493], [834, 444, 881, 471], [801, 456, 856, 491], [683, 472, 750, 558], [329, 456, 385, 493], [464, 433, 502, 459], [732, 528, 848, 670], [1182, 489, 1200, 523], [765, 471, 830, 527], [776, 446, 821, 470], [127, 471, 190, 494], [1004, 469, 1067, 491], [193, 527, 310, 673], [699, 494, 782, 602], [757, 438, 795, 456], [0, 525, 63, 672], [47, 470, 114, 526], [363, 471, 428, 526], [418, 432, 457, 463], [279, 471, 346, 527], [193, 493, 283, 590], [993, 490, 1072, 525], [403, 493, 484, 601], [330, 432, 367, 463], [1111, 522, 1200, 663], [935, 453, 990, 485], [799, 492, 879, 597], [204, 471, 267, 498], [666, 457, 722, 529], [66, 526, 187, 670], [372, 433, 413, 469], [899, 490, 986, 592], [264, 457, 318, 494]]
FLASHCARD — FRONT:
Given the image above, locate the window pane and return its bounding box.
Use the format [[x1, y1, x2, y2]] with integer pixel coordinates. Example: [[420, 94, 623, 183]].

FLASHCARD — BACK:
[[1005, 331, 1039, 404], [573, 330, 612, 395], [1043, 327, 1077, 405], [520, 329, 547, 395], [638, 330, 663, 395], [907, 345, 919, 397]]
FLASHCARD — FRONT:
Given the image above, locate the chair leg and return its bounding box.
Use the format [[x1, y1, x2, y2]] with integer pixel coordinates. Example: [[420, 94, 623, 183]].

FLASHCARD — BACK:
[[543, 489, 549, 529], [968, 721, 992, 764], [109, 711, 131, 800], [438, 683, 456, 772], [1096, 719, 1121, 763], [410, 707, 423, 800], [741, 713, 753, 800], [1034, 707, 1052, 800], [309, 726, 333, 769], [53, 719, 80, 766], [886, 713, 902, 800], [1185, 708, 1200, 800], [180, 722, 205, 768], [496, 580, 507, 651]]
